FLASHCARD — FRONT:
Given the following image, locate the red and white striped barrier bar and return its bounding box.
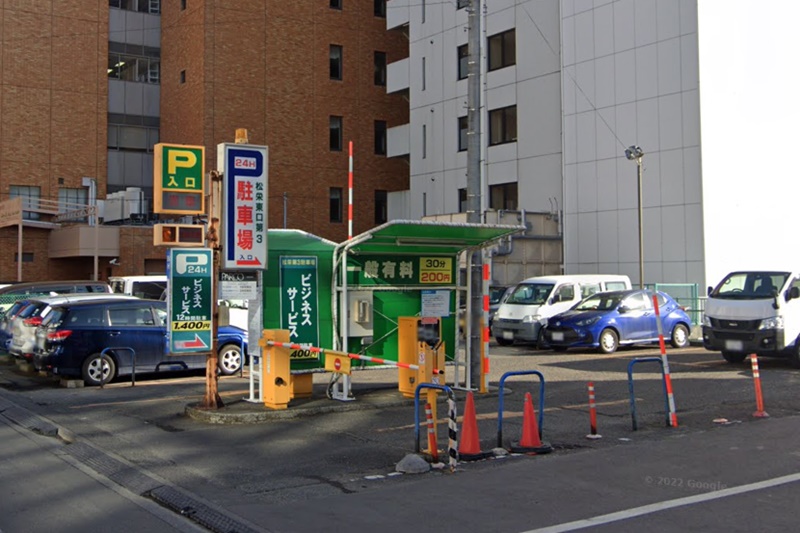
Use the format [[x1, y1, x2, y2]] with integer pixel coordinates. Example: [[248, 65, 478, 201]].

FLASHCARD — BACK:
[[586, 381, 602, 439], [425, 402, 439, 462], [652, 295, 678, 427], [750, 354, 769, 418], [348, 141, 354, 240], [481, 261, 491, 392], [264, 340, 445, 375]]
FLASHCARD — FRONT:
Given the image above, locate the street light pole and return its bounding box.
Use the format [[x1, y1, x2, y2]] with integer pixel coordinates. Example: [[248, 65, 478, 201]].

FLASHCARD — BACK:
[[625, 146, 645, 289]]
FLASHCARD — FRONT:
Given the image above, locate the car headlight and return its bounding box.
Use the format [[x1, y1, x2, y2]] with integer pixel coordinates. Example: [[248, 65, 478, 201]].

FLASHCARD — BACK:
[[759, 316, 784, 330], [702, 315, 711, 327], [522, 314, 543, 324], [576, 316, 601, 327]]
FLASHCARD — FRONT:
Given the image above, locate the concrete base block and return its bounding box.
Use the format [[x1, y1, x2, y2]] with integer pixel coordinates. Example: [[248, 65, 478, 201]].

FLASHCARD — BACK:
[[60, 379, 84, 389], [16, 361, 34, 373]]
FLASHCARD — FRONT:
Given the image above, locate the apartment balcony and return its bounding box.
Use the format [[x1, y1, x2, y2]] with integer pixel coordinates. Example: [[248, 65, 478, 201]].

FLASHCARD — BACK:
[[387, 0, 409, 31], [387, 123, 410, 158], [387, 57, 409, 94]]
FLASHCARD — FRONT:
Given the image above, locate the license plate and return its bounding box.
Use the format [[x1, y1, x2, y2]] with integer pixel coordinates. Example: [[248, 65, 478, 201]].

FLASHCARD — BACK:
[[725, 340, 743, 351], [502, 331, 514, 340], [551, 332, 564, 341]]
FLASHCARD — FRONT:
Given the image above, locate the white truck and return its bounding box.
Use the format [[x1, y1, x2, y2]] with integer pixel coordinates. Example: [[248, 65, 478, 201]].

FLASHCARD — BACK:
[[703, 270, 800, 366]]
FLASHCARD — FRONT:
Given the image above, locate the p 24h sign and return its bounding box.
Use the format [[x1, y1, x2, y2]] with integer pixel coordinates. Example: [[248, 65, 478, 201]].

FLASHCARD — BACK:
[[154, 143, 206, 215], [167, 248, 213, 354], [218, 143, 268, 269]]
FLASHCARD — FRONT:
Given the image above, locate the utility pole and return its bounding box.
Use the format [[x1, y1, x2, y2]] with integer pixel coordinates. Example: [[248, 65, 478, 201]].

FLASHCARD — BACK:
[[467, 0, 483, 389]]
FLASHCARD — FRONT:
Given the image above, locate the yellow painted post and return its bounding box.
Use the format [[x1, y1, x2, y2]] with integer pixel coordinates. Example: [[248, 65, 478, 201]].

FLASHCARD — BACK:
[[258, 329, 291, 410], [398, 317, 419, 398], [290, 374, 313, 399]]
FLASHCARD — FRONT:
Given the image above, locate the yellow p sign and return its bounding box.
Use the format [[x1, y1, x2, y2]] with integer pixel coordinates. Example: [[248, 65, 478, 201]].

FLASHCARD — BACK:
[[167, 150, 197, 175], [154, 143, 205, 214]]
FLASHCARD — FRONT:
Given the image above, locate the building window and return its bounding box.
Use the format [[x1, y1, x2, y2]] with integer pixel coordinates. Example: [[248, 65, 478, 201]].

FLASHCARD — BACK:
[[457, 44, 468, 80], [330, 45, 343, 80], [458, 116, 468, 151], [374, 51, 387, 86], [458, 188, 467, 213], [330, 0, 342, 9], [489, 105, 517, 145], [13, 253, 34, 263], [457, 0, 468, 8], [490, 182, 518, 210], [375, 190, 387, 224], [180, 0, 186, 10], [330, 116, 343, 151], [374, 120, 387, 155], [374, 0, 386, 17], [421, 0, 426, 23], [330, 187, 343, 223], [422, 57, 426, 91], [108, 124, 158, 152], [58, 188, 89, 222], [109, 0, 160, 14], [180, 70, 186, 84], [488, 29, 516, 71], [10, 185, 40, 221], [422, 192, 427, 217], [108, 53, 160, 84], [422, 124, 427, 159]]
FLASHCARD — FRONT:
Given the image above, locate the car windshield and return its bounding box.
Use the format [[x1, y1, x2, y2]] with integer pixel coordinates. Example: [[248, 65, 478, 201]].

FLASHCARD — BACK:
[[574, 293, 623, 311], [711, 272, 789, 299], [505, 283, 554, 305], [489, 287, 509, 305]]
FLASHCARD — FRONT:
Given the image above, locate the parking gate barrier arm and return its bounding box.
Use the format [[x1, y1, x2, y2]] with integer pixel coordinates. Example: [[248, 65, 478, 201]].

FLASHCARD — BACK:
[[99, 347, 136, 388], [627, 357, 670, 431], [497, 370, 545, 448], [414, 383, 457, 470]]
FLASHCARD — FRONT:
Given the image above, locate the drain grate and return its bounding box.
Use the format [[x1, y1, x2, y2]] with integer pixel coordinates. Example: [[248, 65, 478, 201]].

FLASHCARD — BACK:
[[149, 485, 262, 533]]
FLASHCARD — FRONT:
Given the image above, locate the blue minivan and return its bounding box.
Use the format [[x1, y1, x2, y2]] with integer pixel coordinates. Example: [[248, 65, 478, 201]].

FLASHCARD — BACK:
[[33, 299, 248, 385]]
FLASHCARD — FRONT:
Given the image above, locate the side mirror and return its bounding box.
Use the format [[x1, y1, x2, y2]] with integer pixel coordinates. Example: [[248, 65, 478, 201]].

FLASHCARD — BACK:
[[707, 286, 713, 296], [787, 287, 800, 301], [618, 305, 629, 314]]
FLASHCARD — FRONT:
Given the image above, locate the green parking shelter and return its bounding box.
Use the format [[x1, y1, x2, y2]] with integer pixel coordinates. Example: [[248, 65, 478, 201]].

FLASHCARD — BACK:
[[331, 220, 525, 397]]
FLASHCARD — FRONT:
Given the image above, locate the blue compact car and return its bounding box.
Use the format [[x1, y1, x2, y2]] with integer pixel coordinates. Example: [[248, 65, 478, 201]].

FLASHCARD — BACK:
[[32, 299, 248, 385], [541, 289, 692, 354]]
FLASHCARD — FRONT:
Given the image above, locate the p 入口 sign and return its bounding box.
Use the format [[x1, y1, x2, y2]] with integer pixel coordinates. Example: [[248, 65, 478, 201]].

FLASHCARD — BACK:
[[218, 143, 269, 270], [153, 143, 206, 215]]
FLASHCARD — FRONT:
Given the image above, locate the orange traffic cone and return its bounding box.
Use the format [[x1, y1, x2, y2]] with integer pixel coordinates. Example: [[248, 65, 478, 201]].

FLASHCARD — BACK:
[[510, 392, 553, 454], [458, 392, 489, 461]]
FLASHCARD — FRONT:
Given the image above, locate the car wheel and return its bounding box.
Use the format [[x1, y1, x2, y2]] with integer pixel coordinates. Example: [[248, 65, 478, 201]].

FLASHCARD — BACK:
[[598, 328, 619, 354], [495, 337, 513, 346], [722, 351, 747, 364], [218, 343, 243, 375], [82, 353, 116, 386], [787, 342, 800, 369], [670, 324, 690, 349]]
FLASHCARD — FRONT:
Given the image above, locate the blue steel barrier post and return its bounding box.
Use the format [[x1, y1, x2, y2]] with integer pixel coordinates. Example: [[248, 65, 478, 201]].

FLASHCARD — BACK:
[[497, 370, 545, 448], [414, 383, 457, 469], [99, 347, 136, 388], [627, 357, 668, 431]]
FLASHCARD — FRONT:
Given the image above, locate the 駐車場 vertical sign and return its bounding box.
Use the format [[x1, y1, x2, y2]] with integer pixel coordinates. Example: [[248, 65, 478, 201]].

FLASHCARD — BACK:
[[218, 143, 268, 269], [279, 256, 319, 359], [167, 248, 213, 354]]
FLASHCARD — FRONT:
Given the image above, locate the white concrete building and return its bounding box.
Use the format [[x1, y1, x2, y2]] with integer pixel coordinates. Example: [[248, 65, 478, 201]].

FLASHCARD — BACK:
[[387, 0, 800, 290]]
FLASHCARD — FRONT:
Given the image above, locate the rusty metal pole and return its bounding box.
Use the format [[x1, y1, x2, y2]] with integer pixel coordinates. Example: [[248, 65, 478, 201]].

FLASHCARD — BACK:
[[204, 171, 223, 408]]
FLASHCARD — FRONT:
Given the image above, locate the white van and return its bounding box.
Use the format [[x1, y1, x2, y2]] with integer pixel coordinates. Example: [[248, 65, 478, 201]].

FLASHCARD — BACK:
[[109, 276, 167, 300], [703, 270, 800, 366], [491, 274, 632, 346]]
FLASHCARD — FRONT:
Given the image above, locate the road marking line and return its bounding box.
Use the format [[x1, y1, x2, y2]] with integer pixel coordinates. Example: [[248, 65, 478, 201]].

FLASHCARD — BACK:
[[523, 472, 800, 533]]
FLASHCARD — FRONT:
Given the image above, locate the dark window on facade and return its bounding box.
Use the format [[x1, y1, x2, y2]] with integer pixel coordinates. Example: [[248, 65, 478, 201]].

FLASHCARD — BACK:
[[457, 44, 468, 80], [489, 182, 518, 210], [108, 53, 160, 84], [374, 0, 386, 17], [330, 0, 342, 9], [488, 29, 516, 71], [421, 0, 426, 23], [457, 0, 468, 8], [180, 70, 186, 84], [422, 57, 426, 90], [10, 185, 40, 221], [330, 187, 343, 223], [109, 0, 160, 14], [422, 125, 427, 159], [330, 45, 343, 80], [181, 0, 186, 10], [375, 190, 387, 224], [458, 116, 468, 151], [374, 51, 387, 86], [489, 105, 517, 145], [330, 116, 343, 151], [374, 120, 387, 155], [458, 188, 467, 213], [13, 253, 34, 263]]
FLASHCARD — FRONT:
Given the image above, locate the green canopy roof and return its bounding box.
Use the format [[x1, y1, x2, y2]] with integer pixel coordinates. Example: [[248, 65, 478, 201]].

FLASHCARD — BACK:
[[342, 220, 525, 256]]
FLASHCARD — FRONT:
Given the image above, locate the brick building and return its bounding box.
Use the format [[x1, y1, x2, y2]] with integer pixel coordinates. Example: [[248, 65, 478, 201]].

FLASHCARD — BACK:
[[0, 0, 408, 283]]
